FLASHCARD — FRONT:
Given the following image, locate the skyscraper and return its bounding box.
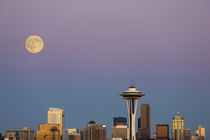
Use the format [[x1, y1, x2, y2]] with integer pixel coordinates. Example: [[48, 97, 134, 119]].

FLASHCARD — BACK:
[[156, 124, 169, 140], [20, 127, 35, 140], [112, 117, 128, 140], [120, 85, 145, 140], [80, 121, 106, 140], [48, 107, 64, 140], [136, 104, 151, 140], [172, 112, 184, 140], [141, 104, 151, 139]]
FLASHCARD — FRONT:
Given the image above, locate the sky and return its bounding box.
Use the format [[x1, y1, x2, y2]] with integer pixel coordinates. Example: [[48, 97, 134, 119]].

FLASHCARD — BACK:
[[0, 0, 210, 139]]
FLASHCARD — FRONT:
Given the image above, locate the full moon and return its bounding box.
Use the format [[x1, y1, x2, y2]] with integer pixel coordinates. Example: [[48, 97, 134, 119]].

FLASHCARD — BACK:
[[25, 35, 44, 53]]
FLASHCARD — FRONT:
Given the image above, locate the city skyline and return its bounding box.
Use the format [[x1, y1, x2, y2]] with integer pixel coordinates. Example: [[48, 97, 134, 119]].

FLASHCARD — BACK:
[[0, 105, 206, 140], [0, 0, 209, 139]]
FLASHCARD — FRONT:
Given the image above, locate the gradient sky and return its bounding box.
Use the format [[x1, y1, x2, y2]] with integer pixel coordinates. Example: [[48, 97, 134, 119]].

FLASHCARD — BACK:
[[0, 0, 210, 139]]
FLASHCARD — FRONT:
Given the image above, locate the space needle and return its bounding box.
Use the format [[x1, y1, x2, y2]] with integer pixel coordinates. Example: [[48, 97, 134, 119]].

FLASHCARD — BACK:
[[120, 84, 145, 140]]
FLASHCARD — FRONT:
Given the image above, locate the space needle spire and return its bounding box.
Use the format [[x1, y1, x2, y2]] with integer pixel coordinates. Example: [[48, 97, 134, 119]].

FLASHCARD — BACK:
[[120, 84, 145, 140]]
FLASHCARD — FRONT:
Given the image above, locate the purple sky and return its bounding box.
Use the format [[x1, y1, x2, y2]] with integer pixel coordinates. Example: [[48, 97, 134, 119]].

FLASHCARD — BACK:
[[0, 0, 210, 138]]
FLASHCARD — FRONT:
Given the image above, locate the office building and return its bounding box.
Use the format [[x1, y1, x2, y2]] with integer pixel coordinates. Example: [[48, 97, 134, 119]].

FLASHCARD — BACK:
[[172, 112, 184, 140], [111, 124, 128, 140], [184, 128, 191, 140], [36, 124, 60, 140], [80, 121, 106, 140], [120, 85, 145, 140], [5, 130, 19, 140], [136, 104, 151, 140], [20, 127, 35, 140], [48, 107, 64, 140], [156, 124, 169, 140], [113, 117, 127, 126]]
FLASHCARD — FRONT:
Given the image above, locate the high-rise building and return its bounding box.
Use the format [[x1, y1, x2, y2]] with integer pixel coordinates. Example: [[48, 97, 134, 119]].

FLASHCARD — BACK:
[[112, 117, 128, 140], [184, 128, 191, 140], [65, 129, 80, 140], [48, 107, 64, 140], [114, 117, 127, 126], [196, 125, 205, 140], [136, 104, 151, 140], [5, 130, 19, 140], [120, 85, 145, 140], [20, 127, 35, 140], [111, 124, 128, 140], [36, 124, 60, 140], [156, 124, 169, 140], [172, 112, 184, 140], [80, 121, 106, 140]]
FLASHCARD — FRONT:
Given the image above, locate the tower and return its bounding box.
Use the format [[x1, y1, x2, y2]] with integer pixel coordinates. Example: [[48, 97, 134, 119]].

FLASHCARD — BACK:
[[136, 104, 151, 140], [120, 85, 145, 140], [48, 107, 64, 140], [172, 112, 184, 140]]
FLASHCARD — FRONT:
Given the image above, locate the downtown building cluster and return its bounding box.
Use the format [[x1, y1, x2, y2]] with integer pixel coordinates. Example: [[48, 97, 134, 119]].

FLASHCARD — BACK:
[[0, 86, 206, 140]]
